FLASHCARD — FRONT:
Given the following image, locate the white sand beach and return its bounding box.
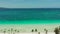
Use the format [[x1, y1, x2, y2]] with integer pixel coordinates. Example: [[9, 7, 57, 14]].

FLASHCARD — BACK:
[[0, 24, 60, 33], [0, 32, 55, 34]]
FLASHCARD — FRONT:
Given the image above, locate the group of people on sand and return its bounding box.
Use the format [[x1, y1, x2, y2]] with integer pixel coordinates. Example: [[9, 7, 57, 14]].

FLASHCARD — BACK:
[[31, 26, 60, 34], [54, 26, 60, 34]]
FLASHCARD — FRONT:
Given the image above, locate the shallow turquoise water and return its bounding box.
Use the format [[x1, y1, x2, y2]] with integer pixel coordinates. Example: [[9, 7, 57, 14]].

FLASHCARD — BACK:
[[0, 20, 60, 24]]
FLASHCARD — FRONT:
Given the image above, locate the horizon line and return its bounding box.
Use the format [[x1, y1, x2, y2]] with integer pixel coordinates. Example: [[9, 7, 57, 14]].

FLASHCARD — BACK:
[[1, 7, 60, 8]]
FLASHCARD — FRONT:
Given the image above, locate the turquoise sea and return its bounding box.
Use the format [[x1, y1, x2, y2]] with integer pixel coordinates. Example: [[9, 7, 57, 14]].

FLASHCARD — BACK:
[[0, 8, 60, 24]]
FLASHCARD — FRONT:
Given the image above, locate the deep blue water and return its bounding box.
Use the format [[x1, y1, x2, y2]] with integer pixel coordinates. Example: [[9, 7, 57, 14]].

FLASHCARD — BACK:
[[0, 8, 60, 24], [0, 8, 60, 20]]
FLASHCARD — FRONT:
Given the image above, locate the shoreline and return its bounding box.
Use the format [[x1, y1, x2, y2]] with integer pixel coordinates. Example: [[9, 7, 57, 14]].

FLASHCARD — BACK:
[[0, 24, 59, 32]]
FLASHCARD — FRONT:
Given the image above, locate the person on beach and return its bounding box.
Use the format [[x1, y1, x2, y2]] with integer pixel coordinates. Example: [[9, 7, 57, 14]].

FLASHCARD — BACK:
[[35, 29, 37, 32], [44, 28, 48, 34], [54, 27, 59, 34], [31, 29, 34, 32], [59, 26, 60, 34], [38, 32, 40, 34]]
